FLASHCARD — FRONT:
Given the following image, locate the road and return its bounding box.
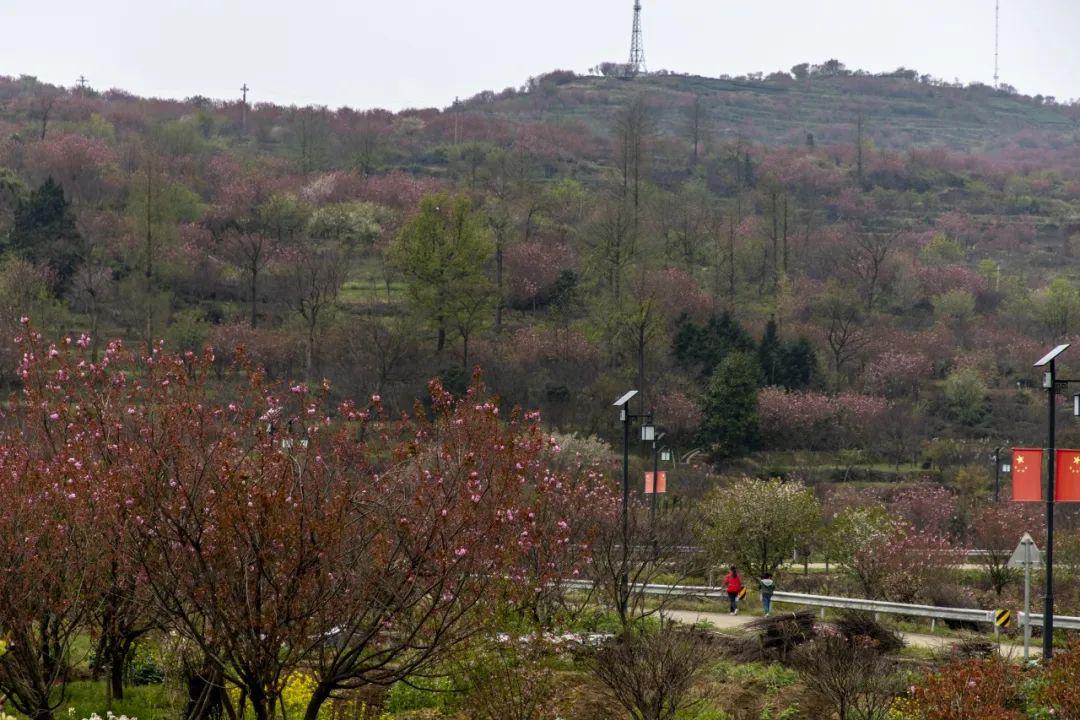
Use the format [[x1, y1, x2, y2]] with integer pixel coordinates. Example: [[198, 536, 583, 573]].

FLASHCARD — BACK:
[[663, 608, 1041, 658]]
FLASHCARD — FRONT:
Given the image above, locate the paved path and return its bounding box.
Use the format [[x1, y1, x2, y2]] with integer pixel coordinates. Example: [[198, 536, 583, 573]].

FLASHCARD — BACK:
[[663, 608, 1041, 658]]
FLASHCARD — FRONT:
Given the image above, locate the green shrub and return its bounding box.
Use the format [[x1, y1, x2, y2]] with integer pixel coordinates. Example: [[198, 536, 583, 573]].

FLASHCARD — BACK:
[[383, 676, 457, 714], [726, 661, 799, 691]]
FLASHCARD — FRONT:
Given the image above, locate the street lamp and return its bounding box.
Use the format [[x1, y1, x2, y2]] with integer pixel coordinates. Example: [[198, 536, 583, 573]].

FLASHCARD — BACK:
[[1034, 343, 1071, 659], [993, 446, 1003, 503], [650, 432, 666, 526], [613, 390, 653, 619]]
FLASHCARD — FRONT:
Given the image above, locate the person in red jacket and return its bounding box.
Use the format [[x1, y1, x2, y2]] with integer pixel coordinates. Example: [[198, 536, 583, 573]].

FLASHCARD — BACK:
[[724, 566, 743, 615]]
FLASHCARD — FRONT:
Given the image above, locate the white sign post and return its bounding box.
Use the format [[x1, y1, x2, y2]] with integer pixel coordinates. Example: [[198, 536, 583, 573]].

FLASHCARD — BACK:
[[1008, 532, 1043, 662]]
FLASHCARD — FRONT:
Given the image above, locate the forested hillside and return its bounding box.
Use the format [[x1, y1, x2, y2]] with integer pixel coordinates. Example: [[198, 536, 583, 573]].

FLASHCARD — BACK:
[[1, 62, 1079, 487]]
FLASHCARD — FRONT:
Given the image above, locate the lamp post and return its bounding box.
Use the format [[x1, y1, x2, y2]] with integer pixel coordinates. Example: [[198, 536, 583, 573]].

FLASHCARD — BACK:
[[613, 391, 653, 620], [650, 432, 666, 526], [660, 446, 672, 517], [994, 446, 1002, 503], [1034, 343, 1071, 659]]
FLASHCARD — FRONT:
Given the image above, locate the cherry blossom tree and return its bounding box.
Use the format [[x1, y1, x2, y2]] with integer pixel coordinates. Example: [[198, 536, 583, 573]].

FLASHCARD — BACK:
[[25, 132, 119, 205], [757, 388, 888, 450], [0, 327, 110, 720], [862, 351, 933, 399], [301, 378, 595, 720], [3, 326, 603, 720], [888, 483, 960, 539], [699, 478, 821, 579], [827, 506, 962, 602], [970, 502, 1046, 595]]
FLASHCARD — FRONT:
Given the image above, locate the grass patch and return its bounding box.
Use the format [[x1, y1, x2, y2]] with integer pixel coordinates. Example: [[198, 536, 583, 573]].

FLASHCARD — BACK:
[[53, 682, 171, 720]]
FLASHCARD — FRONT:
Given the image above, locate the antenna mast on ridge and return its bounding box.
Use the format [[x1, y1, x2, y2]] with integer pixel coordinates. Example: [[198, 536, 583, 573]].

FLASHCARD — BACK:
[[993, 0, 1000, 88], [628, 1, 646, 76]]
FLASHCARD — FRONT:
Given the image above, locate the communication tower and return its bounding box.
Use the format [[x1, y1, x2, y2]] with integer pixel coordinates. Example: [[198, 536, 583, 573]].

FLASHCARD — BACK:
[[993, 0, 1000, 87], [628, 1, 646, 76]]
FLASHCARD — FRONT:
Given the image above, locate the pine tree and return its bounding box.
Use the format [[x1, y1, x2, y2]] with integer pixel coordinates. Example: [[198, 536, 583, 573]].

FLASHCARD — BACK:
[[758, 319, 782, 385], [758, 319, 817, 389], [698, 351, 763, 459], [9, 177, 82, 289], [673, 312, 755, 378]]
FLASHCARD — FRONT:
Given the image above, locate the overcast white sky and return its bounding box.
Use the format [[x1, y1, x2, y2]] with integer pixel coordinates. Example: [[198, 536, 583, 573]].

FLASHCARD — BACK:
[[3, 1, 1078, 111]]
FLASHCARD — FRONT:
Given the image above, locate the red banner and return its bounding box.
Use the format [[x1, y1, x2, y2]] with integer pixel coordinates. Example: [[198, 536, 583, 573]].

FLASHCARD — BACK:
[[1056, 450, 1080, 502], [1012, 448, 1043, 502], [644, 471, 667, 495]]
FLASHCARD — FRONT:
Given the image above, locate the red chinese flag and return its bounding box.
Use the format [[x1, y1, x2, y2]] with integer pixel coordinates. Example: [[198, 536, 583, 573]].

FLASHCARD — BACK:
[[1056, 450, 1080, 502], [644, 471, 667, 495], [1012, 448, 1043, 502]]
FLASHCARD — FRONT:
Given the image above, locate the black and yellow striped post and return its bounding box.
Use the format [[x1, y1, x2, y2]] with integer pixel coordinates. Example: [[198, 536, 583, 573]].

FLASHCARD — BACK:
[[994, 609, 1012, 637]]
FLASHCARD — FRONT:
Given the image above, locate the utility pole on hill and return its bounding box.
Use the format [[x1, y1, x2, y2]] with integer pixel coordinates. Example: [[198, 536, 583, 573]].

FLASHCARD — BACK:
[[241, 83, 250, 131], [856, 110, 865, 188]]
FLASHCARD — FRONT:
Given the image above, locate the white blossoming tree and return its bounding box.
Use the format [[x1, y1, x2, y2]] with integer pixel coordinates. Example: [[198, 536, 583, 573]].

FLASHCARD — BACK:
[[698, 477, 821, 580]]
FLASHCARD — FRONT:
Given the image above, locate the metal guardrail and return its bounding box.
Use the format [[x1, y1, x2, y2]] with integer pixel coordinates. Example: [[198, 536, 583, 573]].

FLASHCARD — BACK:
[[1019, 612, 1080, 630], [643, 546, 1022, 561], [771, 591, 996, 624], [563, 579, 1080, 630]]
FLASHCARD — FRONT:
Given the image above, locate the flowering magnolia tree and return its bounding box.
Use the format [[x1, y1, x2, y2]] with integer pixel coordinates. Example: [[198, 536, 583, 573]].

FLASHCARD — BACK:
[[0, 328, 604, 720]]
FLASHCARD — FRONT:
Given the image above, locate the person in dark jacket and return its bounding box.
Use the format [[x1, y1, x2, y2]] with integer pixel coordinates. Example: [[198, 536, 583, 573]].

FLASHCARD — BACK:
[[759, 572, 775, 616], [724, 566, 743, 615]]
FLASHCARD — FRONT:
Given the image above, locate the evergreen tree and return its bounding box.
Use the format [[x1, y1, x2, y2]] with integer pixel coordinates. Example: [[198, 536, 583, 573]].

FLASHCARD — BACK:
[[778, 338, 817, 389], [9, 177, 82, 289], [758, 319, 782, 385], [758, 319, 817, 389], [673, 312, 755, 378], [698, 351, 763, 460]]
